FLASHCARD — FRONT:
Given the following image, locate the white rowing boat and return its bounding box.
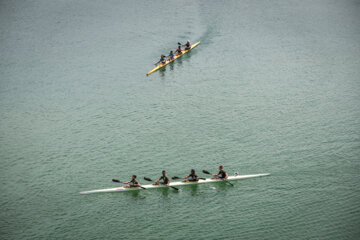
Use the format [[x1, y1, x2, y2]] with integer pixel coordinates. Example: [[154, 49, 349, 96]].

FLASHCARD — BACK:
[[80, 173, 270, 194]]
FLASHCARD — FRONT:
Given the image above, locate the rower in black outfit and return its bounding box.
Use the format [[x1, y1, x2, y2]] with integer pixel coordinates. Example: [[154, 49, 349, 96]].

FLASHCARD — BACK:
[[155, 170, 170, 185], [123, 175, 141, 188], [182, 169, 199, 182], [212, 165, 228, 180]]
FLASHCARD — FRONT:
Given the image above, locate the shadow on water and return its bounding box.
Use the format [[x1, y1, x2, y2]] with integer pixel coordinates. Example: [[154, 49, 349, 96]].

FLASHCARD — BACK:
[[169, 61, 174, 71], [176, 55, 183, 66], [188, 184, 199, 196], [183, 51, 193, 59], [159, 66, 166, 78], [202, 181, 231, 193], [213, 182, 230, 191], [157, 187, 171, 197], [119, 186, 181, 199], [118, 190, 147, 199]]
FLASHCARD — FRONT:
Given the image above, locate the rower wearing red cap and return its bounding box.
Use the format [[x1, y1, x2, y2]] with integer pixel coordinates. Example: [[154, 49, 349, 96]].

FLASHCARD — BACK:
[[212, 165, 228, 180]]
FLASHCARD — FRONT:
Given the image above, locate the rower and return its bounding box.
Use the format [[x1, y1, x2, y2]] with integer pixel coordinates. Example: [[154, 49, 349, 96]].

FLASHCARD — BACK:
[[123, 175, 141, 188], [167, 50, 175, 60], [157, 55, 166, 65], [212, 165, 228, 180], [155, 170, 170, 185], [183, 40, 191, 50], [183, 169, 199, 182], [175, 45, 182, 56]]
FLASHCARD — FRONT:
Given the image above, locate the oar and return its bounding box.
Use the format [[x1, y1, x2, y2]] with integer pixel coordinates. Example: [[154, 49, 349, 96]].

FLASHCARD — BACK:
[[154, 60, 162, 66], [202, 170, 234, 186], [143, 177, 179, 191], [112, 179, 146, 189], [154, 56, 166, 65], [171, 176, 182, 180], [172, 176, 206, 180], [112, 179, 123, 183]]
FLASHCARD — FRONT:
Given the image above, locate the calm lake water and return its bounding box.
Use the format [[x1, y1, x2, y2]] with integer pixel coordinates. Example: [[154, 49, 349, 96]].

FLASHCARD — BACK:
[[1, 0, 359, 239]]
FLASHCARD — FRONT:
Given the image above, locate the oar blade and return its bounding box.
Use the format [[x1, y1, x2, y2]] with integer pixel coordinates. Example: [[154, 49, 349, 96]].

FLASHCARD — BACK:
[[172, 176, 180, 180], [225, 180, 234, 186], [202, 170, 211, 175], [112, 179, 121, 183], [144, 177, 153, 182]]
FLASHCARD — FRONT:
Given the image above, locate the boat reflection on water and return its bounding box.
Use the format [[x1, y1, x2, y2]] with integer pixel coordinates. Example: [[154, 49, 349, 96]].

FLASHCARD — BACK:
[[158, 57, 179, 78], [176, 55, 183, 66], [169, 61, 174, 71], [160, 187, 170, 197], [189, 184, 198, 196], [159, 68, 166, 78], [123, 190, 143, 199], [212, 181, 229, 191]]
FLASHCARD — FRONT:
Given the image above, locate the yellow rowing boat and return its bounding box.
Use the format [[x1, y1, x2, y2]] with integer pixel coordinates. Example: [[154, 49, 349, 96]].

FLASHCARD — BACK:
[[146, 41, 200, 76]]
